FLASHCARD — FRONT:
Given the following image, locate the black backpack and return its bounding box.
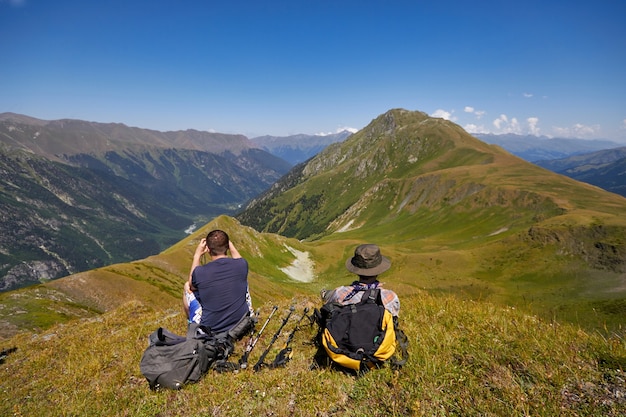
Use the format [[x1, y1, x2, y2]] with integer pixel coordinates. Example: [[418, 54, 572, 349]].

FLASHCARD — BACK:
[[316, 289, 408, 373]]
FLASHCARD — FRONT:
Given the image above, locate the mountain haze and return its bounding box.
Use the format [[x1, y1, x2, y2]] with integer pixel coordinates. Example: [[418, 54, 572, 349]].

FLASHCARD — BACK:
[[251, 130, 353, 165], [475, 133, 622, 162], [0, 112, 257, 159], [535, 146, 626, 198]]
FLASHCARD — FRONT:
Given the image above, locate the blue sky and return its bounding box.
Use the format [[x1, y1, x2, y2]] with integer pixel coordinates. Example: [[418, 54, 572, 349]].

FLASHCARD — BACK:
[[2, 0, 625, 141]]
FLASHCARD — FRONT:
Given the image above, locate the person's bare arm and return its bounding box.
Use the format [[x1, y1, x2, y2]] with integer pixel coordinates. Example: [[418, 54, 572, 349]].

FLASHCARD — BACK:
[[188, 238, 208, 290], [229, 241, 242, 259]]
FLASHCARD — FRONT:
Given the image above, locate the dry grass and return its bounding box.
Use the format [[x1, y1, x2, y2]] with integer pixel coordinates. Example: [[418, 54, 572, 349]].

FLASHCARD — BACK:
[[1, 290, 624, 416]]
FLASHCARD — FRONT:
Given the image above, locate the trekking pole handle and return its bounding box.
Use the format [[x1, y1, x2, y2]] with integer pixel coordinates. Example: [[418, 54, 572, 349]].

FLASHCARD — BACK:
[[249, 306, 278, 348], [284, 307, 309, 347]]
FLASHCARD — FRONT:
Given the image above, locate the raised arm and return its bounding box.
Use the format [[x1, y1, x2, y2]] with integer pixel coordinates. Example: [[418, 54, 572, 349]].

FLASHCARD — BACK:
[[188, 238, 208, 290], [228, 240, 242, 259]]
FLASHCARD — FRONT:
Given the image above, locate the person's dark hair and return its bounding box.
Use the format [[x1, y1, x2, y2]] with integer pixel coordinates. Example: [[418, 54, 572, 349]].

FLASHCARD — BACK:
[[206, 230, 229, 255]]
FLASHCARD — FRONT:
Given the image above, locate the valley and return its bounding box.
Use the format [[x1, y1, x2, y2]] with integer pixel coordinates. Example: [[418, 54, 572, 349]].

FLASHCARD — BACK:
[[0, 114, 291, 290]]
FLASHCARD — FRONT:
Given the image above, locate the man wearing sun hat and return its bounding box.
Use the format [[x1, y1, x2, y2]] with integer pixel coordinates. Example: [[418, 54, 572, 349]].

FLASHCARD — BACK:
[[322, 244, 400, 317]]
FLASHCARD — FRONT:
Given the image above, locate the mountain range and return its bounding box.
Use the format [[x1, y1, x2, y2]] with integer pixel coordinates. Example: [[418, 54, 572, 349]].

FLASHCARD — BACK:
[[251, 129, 626, 198], [0, 113, 291, 291], [534, 146, 626, 198], [250, 130, 353, 165], [2, 109, 626, 335], [473, 133, 623, 162]]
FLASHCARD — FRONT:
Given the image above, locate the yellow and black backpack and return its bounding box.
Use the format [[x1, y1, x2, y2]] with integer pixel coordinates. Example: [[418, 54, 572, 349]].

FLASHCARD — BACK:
[[315, 288, 408, 373]]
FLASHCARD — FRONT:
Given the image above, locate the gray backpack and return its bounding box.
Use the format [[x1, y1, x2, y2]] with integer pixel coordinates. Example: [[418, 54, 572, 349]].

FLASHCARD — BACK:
[[139, 314, 256, 389], [139, 324, 214, 390]]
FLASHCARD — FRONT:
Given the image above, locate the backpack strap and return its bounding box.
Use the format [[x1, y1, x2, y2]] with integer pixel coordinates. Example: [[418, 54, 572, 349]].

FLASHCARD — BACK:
[[149, 327, 186, 347], [358, 288, 383, 308], [389, 317, 409, 368], [187, 322, 204, 339], [227, 312, 257, 341]]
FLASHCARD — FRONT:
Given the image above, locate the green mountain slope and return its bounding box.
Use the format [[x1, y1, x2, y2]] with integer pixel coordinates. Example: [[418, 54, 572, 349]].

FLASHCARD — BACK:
[[3, 108, 625, 333], [6, 109, 621, 333], [237, 109, 626, 331], [0, 215, 312, 338]]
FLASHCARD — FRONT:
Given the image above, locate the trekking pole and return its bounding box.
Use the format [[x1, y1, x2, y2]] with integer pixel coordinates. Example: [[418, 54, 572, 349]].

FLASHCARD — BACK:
[[239, 306, 278, 369], [253, 305, 295, 372], [270, 307, 310, 368]]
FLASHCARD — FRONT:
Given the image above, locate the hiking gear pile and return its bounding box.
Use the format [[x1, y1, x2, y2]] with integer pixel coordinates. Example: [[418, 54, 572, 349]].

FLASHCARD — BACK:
[[139, 305, 312, 389], [140, 313, 255, 390], [138, 294, 407, 390]]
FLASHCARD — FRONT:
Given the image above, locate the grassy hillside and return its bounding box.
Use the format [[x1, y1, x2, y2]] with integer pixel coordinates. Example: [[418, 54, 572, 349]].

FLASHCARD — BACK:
[[0, 215, 625, 415], [1, 291, 624, 416]]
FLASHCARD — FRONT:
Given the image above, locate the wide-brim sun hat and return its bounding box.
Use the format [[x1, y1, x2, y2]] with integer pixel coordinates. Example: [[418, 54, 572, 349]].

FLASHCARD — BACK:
[[345, 244, 391, 276]]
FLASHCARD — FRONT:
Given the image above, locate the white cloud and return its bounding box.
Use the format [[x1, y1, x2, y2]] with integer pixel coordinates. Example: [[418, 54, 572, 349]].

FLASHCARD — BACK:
[[493, 114, 507, 130], [431, 109, 455, 121], [464, 106, 485, 119], [463, 123, 487, 134], [523, 92, 533, 98], [621, 119, 626, 130], [316, 126, 358, 136], [465, 114, 541, 136], [527, 117, 540, 135], [492, 114, 521, 134], [552, 123, 600, 138]]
